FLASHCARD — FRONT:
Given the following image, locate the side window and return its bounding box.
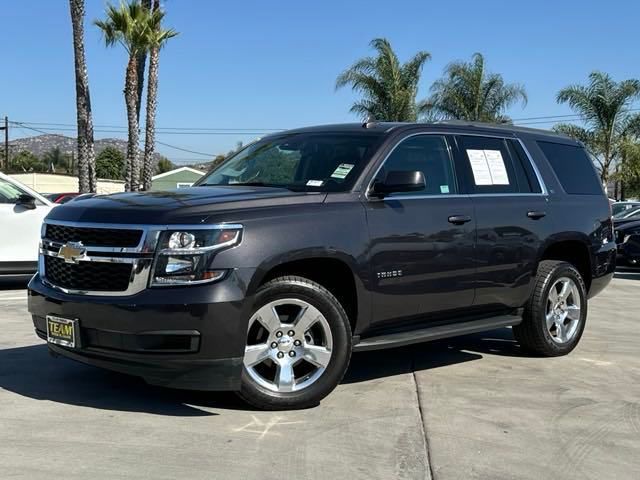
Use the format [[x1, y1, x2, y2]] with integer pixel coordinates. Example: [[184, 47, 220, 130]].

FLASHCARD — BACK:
[[458, 136, 530, 194], [537, 141, 603, 195], [375, 135, 457, 195], [0, 178, 25, 204]]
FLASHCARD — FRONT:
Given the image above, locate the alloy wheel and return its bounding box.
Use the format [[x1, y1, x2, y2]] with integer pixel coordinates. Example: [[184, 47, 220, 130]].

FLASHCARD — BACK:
[[545, 277, 581, 344], [244, 298, 333, 393]]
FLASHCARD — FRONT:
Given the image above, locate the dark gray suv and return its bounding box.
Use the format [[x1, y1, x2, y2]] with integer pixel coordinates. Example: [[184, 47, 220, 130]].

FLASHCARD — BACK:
[[28, 122, 615, 409]]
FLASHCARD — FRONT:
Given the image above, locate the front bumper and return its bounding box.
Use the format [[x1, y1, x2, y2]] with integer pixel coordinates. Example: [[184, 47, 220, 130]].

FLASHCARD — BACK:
[[28, 269, 256, 391]]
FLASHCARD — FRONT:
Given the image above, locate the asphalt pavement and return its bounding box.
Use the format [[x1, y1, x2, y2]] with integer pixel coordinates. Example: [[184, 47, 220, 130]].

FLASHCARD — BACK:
[[0, 270, 638, 479]]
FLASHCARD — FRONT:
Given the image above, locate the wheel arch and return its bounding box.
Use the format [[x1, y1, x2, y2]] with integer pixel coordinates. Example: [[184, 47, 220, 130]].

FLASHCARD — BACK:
[[538, 237, 593, 291], [247, 252, 369, 334]]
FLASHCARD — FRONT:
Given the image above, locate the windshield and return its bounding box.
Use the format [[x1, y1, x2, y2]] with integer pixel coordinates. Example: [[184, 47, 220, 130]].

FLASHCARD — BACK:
[[196, 132, 383, 192]]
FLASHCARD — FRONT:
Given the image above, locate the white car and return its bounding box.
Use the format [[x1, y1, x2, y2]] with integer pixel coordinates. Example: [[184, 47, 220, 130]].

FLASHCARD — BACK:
[[0, 172, 55, 275]]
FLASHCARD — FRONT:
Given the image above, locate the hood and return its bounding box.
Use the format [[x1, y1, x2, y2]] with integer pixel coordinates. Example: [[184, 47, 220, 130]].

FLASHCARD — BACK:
[[45, 186, 326, 224]]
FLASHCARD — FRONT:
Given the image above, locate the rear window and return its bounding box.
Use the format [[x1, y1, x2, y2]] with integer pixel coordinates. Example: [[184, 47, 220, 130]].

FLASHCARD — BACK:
[[537, 141, 603, 195]]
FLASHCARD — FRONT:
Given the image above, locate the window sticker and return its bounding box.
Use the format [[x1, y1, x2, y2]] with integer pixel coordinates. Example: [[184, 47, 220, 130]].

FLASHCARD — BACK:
[[483, 150, 509, 185], [440, 185, 450, 194], [466, 149, 510, 186], [306, 180, 324, 187], [466, 149, 493, 185], [330, 163, 355, 179]]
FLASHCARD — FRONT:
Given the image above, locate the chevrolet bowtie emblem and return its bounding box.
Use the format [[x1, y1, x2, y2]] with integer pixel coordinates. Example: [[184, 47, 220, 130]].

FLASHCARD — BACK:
[[58, 241, 87, 264]]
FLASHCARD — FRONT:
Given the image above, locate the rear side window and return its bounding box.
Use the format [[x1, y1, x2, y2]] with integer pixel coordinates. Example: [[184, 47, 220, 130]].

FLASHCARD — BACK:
[[537, 141, 603, 195], [457, 136, 532, 194]]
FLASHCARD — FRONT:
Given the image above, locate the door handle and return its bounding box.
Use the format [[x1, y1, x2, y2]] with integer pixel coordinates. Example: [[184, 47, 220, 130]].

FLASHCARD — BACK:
[[527, 210, 546, 220], [448, 215, 472, 225]]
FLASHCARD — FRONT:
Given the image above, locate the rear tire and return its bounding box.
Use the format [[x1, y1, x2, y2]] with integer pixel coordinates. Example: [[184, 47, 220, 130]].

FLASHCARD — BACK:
[[513, 260, 587, 356], [237, 275, 352, 410]]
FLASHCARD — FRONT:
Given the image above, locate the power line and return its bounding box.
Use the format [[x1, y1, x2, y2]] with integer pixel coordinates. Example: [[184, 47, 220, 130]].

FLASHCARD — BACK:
[[11, 120, 285, 133], [12, 108, 640, 132], [9, 123, 272, 136], [154, 140, 214, 157], [10, 121, 215, 158]]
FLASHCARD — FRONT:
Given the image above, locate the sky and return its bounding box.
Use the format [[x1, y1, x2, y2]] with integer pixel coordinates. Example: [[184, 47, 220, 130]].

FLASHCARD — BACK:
[[1, 0, 639, 164]]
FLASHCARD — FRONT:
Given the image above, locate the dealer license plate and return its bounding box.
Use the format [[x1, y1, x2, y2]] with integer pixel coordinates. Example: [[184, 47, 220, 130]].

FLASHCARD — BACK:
[[46, 315, 79, 348]]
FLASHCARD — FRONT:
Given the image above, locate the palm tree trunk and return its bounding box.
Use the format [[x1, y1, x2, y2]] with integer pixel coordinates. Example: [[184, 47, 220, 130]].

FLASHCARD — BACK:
[[135, 0, 153, 123], [125, 55, 140, 192], [142, 46, 159, 191], [69, 0, 96, 193], [141, 0, 161, 191]]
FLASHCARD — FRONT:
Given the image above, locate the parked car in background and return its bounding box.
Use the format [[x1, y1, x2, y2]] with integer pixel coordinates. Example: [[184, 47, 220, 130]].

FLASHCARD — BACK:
[[612, 201, 640, 217], [46, 192, 80, 204], [0, 172, 55, 275], [615, 218, 640, 266], [613, 205, 640, 228]]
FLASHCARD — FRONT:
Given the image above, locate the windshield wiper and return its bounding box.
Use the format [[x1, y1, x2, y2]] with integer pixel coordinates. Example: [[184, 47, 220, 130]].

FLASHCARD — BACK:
[[215, 182, 298, 191]]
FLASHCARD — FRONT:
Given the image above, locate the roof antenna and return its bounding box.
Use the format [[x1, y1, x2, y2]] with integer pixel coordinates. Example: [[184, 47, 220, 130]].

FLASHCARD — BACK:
[[362, 115, 376, 128]]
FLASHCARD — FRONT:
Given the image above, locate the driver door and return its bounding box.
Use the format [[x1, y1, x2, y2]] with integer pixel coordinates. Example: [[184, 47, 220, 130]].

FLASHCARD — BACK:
[[364, 134, 476, 328]]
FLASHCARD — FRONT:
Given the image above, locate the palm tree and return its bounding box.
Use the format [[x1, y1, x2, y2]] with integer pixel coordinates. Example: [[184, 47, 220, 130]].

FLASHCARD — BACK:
[[420, 53, 527, 123], [69, 0, 97, 193], [554, 71, 640, 191], [142, 1, 178, 191], [335, 38, 431, 122], [135, 0, 153, 123], [95, 1, 154, 191]]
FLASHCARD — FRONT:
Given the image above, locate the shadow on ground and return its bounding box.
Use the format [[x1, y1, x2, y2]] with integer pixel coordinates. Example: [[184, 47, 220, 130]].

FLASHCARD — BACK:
[[344, 326, 521, 383], [0, 328, 522, 415]]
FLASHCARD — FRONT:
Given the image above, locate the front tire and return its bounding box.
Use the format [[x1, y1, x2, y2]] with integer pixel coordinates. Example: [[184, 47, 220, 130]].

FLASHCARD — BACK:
[[237, 276, 352, 410], [513, 260, 587, 356]]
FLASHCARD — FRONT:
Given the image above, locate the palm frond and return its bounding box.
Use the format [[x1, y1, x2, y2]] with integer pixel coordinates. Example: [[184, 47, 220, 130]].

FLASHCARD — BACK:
[[423, 52, 524, 122], [336, 38, 430, 121]]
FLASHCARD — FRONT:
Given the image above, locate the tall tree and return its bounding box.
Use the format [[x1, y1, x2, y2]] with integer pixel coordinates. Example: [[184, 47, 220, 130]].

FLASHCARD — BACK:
[[420, 53, 527, 123], [135, 0, 153, 123], [335, 38, 430, 122], [95, 146, 125, 179], [142, 0, 178, 190], [554, 71, 640, 191], [95, 1, 154, 191], [69, 0, 97, 192]]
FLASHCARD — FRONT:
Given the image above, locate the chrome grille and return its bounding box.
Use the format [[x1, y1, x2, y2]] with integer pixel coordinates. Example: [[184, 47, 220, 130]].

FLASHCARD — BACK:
[[41, 220, 156, 296], [45, 224, 143, 248], [44, 255, 133, 292]]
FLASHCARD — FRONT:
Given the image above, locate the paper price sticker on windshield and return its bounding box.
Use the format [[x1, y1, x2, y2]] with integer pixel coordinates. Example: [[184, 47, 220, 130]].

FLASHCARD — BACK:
[[306, 180, 324, 187], [331, 163, 354, 179], [466, 149, 510, 186]]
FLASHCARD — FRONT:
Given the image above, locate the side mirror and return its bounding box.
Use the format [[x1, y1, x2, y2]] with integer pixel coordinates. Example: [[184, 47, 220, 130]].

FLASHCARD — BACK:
[[16, 193, 37, 210], [371, 170, 426, 197]]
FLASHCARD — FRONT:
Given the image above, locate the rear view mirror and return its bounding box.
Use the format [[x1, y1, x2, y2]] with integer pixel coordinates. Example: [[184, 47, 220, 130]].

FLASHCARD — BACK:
[[16, 193, 37, 210], [371, 170, 426, 197]]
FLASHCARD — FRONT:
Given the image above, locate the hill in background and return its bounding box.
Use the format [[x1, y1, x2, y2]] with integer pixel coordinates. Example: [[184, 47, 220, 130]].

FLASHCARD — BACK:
[[2, 134, 164, 164]]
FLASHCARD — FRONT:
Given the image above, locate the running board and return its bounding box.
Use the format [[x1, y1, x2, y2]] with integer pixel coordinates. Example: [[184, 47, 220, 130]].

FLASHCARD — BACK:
[[353, 314, 522, 352]]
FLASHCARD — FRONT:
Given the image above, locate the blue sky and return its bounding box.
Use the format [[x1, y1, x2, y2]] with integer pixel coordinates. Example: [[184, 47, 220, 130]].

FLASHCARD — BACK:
[[1, 0, 638, 163]]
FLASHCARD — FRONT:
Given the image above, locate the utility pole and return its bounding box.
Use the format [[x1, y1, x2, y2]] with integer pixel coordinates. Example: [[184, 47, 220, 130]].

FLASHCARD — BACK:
[[0, 116, 7, 171]]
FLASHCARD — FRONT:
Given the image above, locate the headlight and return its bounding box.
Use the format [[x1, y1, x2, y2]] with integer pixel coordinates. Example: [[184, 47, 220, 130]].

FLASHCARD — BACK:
[[151, 226, 242, 286]]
